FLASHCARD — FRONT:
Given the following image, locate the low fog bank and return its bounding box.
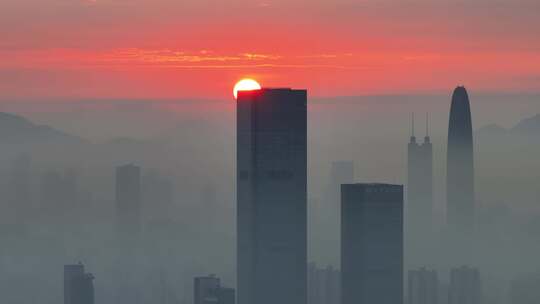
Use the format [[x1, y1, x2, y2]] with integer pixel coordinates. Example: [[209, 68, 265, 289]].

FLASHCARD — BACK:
[[0, 92, 539, 303]]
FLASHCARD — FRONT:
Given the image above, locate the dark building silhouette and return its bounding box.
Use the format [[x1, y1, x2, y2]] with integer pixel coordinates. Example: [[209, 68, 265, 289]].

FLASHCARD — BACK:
[[64, 263, 94, 304], [237, 88, 307, 304], [308, 262, 340, 304], [447, 86, 475, 233], [194, 275, 235, 304], [408, 267, 438, 304], [407, 113, 433, 230], [115, 164, 142, 239], [341, 183, 403, 304], [448, 266, 481, 304]]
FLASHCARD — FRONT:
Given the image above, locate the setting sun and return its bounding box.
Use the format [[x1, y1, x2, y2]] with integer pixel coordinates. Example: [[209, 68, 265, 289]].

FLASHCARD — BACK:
[[233, 79, 261, 99]]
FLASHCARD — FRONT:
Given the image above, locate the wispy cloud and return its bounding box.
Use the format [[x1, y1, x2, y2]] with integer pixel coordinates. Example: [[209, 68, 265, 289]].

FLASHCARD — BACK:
[[298, 53, 354, 59], [1, 47, 464, 71], [100, 48, 281, 64], [95, 49, 373, 69], [241, 53, 281, 60], [0, 47, 365, 70]]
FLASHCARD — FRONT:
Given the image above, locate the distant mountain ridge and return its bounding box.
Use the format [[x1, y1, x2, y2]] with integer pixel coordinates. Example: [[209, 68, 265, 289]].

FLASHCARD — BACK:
[[0, 112, 174, 166], [0, 112, 84, 145], [512, 114, 540, 137], [477, 114, 540, 140]]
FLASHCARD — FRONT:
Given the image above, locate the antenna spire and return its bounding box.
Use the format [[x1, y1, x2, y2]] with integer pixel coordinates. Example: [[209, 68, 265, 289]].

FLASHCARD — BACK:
[[425, 112, 429, 137], [409, 113, 417, 143], [424, 112, 431, 144], [411, 112, 415, 137]]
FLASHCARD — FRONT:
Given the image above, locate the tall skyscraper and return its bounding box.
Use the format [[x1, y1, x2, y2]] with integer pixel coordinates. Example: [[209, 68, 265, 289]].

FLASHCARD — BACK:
[[64, 263, 94, 304], [194, 275, 235, 304], [407, 114, 434, 265], [447, 86, 475, 233], [115, 164, 142, 239], [408, 267, 438, 304], [448, 266, 481, 304], [237, 88, 307, 304], [341, 183, 403, 304], [407, 113, 433, 230]]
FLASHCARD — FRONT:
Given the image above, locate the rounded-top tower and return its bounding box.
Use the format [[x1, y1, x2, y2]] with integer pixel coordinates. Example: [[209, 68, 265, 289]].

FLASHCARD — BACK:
[[446, 86, 475, 233]]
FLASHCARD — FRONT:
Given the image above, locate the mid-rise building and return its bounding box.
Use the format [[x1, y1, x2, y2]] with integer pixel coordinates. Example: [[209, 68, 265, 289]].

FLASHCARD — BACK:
[[448, 266, 481, 304], [64, 263, 94, 304], [341, 183, 403, 304]]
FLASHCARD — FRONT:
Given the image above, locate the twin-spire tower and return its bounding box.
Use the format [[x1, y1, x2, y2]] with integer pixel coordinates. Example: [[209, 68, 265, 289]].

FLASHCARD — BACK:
[[407, 113, 433, 232]]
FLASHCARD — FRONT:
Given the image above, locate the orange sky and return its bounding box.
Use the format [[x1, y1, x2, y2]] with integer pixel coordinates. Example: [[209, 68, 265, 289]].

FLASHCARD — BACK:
[[1, 0, 539, 99]]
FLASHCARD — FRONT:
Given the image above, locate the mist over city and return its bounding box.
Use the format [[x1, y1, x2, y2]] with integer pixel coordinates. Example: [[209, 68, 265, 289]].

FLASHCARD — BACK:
[[2, 0, 540, 304]]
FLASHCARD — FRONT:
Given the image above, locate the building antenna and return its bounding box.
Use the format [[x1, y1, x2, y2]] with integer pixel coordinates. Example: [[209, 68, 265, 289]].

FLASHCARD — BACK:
[[425, 112, 429, 137], [411, 112, 415, 138]]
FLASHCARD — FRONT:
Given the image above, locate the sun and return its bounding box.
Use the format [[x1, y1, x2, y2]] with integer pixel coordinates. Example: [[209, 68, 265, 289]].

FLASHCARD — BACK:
[[233, 78, 261, 99]]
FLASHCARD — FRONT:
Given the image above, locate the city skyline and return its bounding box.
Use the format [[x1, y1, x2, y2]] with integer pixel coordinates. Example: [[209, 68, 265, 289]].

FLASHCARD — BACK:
[[0, 83, 537, 304], [1, 0, 539, 303]]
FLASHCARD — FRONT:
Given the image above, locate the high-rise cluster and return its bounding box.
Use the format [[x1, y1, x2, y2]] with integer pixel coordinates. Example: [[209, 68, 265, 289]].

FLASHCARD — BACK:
[[236, 87, 405, 304], [53, 85, 480, 304]]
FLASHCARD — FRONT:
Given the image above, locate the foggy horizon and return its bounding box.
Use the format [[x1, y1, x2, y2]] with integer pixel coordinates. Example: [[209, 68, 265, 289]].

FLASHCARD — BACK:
[[2, 0, 540, 303], [1, 85, 540, 304]]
